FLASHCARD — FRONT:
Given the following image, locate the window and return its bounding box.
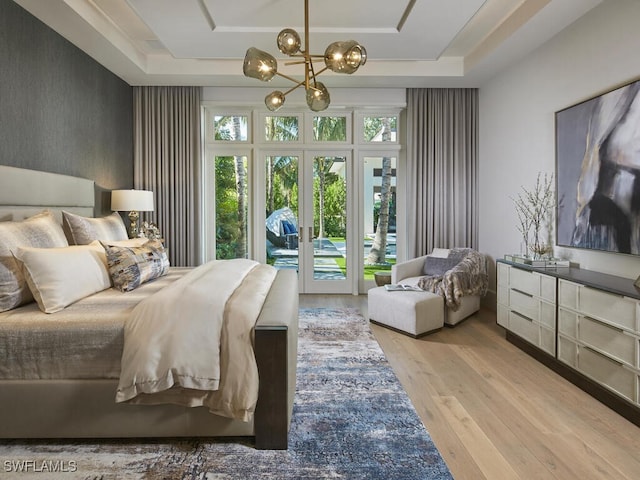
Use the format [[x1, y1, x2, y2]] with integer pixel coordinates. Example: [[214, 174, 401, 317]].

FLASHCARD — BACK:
[[362, 115, 398, 143], [312, 115, 347, 142], [213, 154, 248, 259], [203, 106, 403, 293], [212, 115, 249, 142], [264, 116, 300, 142]]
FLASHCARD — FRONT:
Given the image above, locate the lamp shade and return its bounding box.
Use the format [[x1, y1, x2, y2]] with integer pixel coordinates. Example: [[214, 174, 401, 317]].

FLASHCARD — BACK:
[[277, 28, 301, 55], [306, 82, 330, 112], [324, 41, 367, 74], [243, 47, 278, 82], [265, 91, 286, 111], [111, 190, 154, 212]]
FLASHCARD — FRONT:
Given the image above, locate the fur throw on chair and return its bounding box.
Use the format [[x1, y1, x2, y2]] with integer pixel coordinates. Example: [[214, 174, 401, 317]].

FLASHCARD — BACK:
[[417, 248, 488, 310]]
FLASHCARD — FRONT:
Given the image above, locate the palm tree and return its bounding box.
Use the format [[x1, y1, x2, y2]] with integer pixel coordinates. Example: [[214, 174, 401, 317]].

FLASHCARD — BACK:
[[214, 115, 248, 258], [265, 116, 299, 214], [366, 117, 393, 264], [231, 116, 247, 257], [312, 117, 346, 239]]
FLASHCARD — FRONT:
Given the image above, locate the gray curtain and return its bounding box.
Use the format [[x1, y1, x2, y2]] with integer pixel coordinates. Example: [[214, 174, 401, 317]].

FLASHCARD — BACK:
[[133, 86, 203, 266], [406, 88, 479, 258]]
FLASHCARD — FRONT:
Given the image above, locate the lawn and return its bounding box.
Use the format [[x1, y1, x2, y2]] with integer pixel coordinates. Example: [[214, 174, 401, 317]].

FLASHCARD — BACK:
[[333, 256, 395, 281]]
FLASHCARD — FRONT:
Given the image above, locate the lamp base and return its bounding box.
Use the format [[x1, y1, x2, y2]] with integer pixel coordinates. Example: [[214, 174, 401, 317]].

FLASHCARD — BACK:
[[128, 210, 139, 239]]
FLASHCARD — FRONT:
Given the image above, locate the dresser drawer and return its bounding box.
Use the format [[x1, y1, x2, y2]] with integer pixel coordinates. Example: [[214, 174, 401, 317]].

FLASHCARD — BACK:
[[579, 315, 636, 366], [540, 326, 555, 355], [539, 301, 555, 329], [539, 274, 556, 303], [558, 308, 577, 339], [508, 310, 538, 345], [497, 285, 509, 306], [578, 286, 636, 332], [497, 262, 510, 286], [558, 279, 578, 310], [510, 289, 538, 321], [510, 268, 539, 297], [558, 335, 577, 368], [578, 345, 635, 402]]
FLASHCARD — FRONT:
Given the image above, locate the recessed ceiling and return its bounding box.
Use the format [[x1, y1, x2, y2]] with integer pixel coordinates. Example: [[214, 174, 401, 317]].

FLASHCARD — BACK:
[[13, 0, 602, 87]]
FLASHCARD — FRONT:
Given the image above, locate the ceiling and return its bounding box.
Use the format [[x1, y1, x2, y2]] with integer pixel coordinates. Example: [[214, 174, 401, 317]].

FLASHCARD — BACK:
[[14, 0, 602, 88]]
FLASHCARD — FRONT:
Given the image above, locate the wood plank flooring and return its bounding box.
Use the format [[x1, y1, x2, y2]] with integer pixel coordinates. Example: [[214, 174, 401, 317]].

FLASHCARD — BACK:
[[299, 294, 640, 480]]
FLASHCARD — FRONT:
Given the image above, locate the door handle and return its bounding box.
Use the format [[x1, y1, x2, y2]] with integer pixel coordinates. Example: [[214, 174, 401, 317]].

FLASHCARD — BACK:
[[308, 226, 313, 243]]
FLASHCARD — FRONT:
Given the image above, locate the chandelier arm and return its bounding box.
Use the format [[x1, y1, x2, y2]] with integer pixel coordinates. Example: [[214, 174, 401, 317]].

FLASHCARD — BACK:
[[284, 60, 307, 66], [283, 82, 305, 96], [309, 66, 329, 77], [274, 71, 306, 86]]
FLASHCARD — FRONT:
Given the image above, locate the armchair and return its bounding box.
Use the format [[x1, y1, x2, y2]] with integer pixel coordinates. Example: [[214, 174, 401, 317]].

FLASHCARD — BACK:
[[392, 248, 487, 326]]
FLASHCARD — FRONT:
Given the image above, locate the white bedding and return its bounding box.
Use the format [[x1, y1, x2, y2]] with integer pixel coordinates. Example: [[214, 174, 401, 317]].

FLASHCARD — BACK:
[[116, 259, 277, 422], [0, 268, 190, 380]]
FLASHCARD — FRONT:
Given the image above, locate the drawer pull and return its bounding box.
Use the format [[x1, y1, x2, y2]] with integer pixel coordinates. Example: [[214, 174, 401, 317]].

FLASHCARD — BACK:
[[512, 311, 533, 322], [582, 345, 624, 367], [582, 315, 624, 333], [512, 288, 533, 298]]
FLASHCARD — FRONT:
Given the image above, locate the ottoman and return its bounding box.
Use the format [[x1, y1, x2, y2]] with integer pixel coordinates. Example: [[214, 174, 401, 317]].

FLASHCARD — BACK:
[[368, 286, 444, 338]]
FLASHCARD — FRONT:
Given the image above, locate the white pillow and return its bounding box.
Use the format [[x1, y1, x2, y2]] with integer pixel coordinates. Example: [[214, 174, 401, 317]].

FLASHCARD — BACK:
[[14, 241, 111, 313]]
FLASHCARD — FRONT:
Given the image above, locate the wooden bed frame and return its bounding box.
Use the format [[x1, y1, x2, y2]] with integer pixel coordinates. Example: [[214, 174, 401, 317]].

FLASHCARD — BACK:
[[0, 165, 298, 450]]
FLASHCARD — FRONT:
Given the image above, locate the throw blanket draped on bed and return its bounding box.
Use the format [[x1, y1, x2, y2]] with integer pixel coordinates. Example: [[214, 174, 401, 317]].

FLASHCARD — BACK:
[[116, 259, 277, 422], [417, 249, 488, 311]]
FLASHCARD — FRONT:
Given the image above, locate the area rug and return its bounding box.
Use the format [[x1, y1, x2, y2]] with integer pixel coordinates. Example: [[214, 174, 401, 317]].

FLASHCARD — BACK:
[[0, 308, 452, 480]]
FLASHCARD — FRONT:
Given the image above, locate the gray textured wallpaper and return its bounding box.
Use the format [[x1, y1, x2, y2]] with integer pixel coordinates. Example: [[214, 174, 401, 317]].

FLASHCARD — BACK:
[[0, 0, 133, 214]]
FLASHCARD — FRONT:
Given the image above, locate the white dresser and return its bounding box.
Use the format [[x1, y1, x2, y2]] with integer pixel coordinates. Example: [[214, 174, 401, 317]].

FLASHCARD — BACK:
[[497, 260, 640, 426], [497, 262, 556, 355]]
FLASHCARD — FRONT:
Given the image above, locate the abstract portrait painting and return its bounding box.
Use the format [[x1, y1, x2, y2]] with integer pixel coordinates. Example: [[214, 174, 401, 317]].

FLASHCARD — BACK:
[[556, 78, 640, 255]]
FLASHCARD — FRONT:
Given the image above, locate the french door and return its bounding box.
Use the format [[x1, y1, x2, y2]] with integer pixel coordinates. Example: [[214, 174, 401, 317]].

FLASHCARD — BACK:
[[259, 150, 353, 294]]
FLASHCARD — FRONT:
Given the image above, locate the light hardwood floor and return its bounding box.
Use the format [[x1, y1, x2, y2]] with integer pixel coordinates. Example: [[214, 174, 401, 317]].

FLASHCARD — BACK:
[[299, 294, 640, 480]]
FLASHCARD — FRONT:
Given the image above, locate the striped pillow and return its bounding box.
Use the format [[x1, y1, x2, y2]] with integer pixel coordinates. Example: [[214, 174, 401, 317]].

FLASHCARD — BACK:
[[0, 211, 68, 312], [63, 211, 128, 245]]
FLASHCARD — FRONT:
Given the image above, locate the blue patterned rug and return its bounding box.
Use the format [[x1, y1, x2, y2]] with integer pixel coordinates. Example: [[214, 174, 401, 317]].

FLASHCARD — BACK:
[[0, 308, 452, 479]]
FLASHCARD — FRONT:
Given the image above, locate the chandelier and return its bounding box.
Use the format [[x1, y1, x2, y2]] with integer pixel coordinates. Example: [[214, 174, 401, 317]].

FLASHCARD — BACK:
[[242, 0, 367, 112]]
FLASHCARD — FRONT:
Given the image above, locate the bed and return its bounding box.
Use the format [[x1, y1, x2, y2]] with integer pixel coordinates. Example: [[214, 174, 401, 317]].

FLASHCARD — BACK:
[[0, 165, 298, 450]]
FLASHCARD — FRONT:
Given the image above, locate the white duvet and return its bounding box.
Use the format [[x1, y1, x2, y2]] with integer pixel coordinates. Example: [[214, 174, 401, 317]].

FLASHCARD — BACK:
[[115, 259, 277, 422]]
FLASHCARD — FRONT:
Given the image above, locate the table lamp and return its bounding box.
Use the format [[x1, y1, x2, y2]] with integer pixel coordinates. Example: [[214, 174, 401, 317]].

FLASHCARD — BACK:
[[111, 189, 154, 238]]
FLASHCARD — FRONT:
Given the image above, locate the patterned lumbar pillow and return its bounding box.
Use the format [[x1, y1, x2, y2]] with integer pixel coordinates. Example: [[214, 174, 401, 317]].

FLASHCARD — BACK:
[[13, 241, 111, 314], [102, 240, 170, 292], [62, 211, 128, 245], [0, 211, 69, 312]]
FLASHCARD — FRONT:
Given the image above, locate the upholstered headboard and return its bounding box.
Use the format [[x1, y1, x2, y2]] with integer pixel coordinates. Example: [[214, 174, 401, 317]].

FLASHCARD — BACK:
[[0, 165, 95, 221]]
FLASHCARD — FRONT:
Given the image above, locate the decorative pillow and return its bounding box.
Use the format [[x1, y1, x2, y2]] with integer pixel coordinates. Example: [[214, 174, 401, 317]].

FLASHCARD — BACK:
[[102, 240, 170, 292], [282, 220, 296, 235], [423, 249, 468, 277], [104, 238, 149, 248], [0, 211, 68, 312], [13, 241, 110, 314], [62, 211, 128, 245]]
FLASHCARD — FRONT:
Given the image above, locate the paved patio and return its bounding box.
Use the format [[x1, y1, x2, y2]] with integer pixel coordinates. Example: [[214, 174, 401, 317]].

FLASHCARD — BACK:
[[267, 234, 396, 281]]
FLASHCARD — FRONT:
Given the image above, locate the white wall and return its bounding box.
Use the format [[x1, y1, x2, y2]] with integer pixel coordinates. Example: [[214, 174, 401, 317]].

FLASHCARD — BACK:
[[479, 0, 640, 303]]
